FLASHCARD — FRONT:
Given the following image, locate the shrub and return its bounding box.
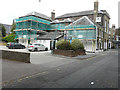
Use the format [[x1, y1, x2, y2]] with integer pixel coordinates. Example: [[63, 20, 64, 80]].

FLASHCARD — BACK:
[[56, 39, 84, 51], [2, 33, 16, 42], [56, 40, 71, 50], [71, 39, 84, 51]]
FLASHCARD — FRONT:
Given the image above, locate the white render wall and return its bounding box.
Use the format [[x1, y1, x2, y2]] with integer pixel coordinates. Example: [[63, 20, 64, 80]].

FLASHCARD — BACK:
[[18, 39, 56, 50], [82, 40, 96, 52], [82, 41, 92, 51]]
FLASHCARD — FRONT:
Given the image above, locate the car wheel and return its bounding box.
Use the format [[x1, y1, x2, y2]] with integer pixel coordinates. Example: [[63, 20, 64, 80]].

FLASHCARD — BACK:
[[45, 48, 48, 51], [34, 48, 38, 51]]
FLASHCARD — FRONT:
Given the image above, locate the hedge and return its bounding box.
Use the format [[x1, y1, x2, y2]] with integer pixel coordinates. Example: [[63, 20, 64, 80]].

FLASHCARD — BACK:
[[56, 39, 84, 51], [71, 39, 84, 51], [56, 40, 71, 50]]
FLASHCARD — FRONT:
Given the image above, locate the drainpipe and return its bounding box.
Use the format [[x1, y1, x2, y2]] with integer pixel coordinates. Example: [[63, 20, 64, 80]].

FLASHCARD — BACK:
[[96, 25, 98, 52], [93, 0, 99, 52]]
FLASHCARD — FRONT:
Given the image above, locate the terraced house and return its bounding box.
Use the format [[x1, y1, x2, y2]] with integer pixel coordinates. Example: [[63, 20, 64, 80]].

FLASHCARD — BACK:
[[14, 0, 111, 52]]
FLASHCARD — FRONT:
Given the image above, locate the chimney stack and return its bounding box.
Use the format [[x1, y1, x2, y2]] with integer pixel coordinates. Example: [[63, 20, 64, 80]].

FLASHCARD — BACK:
[[112, 24, 116, 29], [93, 0, 99, 23], [51, 10, 55, 21]]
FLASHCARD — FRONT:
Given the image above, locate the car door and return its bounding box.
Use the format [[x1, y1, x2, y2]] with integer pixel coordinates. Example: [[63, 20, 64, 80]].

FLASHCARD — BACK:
[[41, 44, 45, 50], [19, 44, 23, 49], [16, 43, 19, 49], [14, 43, 17, 49], [34, 44, 39, 50], [37, 44, 41, 50], [38, 44, 42, 50]]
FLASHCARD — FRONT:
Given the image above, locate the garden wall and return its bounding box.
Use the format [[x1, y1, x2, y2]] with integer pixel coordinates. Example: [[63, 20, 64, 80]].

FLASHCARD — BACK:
[[1, 50, 30, 63], [53, 49, 86, 57]]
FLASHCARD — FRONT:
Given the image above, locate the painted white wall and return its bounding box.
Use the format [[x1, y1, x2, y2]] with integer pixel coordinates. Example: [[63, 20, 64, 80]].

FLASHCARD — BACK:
[[82, 41, 93, 52], [104, 41, 108, 49], [19, 39, 26, 46]]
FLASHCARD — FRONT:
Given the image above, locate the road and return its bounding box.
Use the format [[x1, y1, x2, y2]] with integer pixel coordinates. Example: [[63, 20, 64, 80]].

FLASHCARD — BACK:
[[2, 49, 118, 88]]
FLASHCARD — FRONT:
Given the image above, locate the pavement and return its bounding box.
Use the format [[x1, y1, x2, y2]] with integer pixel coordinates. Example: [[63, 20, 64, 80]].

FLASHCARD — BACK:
[[1, 48, 118, 88], [0, 45, 103, 62]]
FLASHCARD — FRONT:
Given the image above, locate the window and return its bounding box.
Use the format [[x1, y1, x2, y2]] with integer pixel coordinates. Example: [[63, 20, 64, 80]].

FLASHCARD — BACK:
[[102, 32, 104, 38], [34, 44, 39, 46], [40, 44, 44, 46], [119, 37, 120, 40], [107, 23, 109, 34], [109, 29, 111, 34], [105, 21, 107, 32]]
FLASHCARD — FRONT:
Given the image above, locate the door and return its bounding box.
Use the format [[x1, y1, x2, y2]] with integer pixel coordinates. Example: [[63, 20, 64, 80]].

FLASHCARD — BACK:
[[28, 40, 30, 44]]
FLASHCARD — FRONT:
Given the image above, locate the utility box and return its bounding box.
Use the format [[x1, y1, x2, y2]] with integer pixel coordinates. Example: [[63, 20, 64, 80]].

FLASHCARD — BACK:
[[50, 40, 56, 50]]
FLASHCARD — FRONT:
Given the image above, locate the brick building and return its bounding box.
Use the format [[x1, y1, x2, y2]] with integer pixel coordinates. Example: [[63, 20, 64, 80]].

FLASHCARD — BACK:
[[53, 0, 110, 51], [14, 0, 111, 52]]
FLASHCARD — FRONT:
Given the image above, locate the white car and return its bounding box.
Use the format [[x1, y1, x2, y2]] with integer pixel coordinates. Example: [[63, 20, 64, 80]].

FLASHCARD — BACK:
[[27, 43, 48, 51]]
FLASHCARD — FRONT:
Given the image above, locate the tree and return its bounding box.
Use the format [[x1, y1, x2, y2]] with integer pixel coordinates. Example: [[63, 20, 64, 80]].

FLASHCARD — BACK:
[[2, 33, 16, 42], [11, 23, 16, 33], [1, 25, 6, 37]]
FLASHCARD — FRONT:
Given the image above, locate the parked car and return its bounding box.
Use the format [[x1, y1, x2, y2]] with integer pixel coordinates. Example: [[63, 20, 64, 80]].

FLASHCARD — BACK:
[[8, 43, 26, 49], [6, 42, 15, 47], [27, 43, 48, 51]]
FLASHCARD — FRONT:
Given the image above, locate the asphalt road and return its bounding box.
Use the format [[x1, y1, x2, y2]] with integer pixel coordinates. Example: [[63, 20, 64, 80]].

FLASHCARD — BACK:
[[2, 49, 118, 88]]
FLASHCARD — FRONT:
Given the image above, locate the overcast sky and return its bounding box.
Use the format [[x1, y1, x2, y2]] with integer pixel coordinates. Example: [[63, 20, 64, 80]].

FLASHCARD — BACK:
[[0, 0, 119, 28]]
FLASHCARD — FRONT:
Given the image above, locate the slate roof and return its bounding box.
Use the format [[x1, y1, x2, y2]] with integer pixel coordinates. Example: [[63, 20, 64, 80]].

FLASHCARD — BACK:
[[71, 16, 94, 25], [60, 18, 74, 23], [51, 18, 74, 24], [20, 11, 52, 21], [51, 20, 60, 24], [37, 31, 64, 40], [67, 16, 103, 28], [56, 10, 110, 19]]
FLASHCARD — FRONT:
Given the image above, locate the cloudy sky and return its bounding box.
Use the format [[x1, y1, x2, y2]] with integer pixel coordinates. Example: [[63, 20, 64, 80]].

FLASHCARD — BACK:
[[0, 0, 119, 28]]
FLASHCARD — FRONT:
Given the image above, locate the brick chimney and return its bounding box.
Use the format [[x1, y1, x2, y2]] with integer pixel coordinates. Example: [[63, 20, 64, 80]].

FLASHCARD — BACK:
[[93, 0, 99, 23], [112, 24, 116, 29], [51, 10, 55, 21]]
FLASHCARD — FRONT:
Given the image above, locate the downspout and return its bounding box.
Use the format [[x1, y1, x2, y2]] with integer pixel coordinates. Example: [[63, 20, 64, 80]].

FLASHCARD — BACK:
[[96, 25, 98, 52]]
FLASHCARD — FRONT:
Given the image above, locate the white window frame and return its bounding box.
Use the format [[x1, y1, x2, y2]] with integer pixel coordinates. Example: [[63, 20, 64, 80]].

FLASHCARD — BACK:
[[107, 22, 109, 34], [105, 21, 107, 32], [102, 31, 103, 38]]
